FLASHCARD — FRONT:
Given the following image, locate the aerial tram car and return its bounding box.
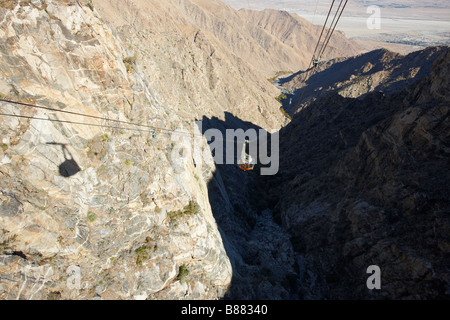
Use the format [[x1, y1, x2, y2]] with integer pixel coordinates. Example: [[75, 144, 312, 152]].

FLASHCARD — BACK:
[[238, 139, 255, 171]]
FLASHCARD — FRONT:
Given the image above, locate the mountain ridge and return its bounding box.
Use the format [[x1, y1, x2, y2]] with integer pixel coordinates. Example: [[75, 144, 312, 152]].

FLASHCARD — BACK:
[[281, 46, 448, 114], [269, 47, 450, 299]]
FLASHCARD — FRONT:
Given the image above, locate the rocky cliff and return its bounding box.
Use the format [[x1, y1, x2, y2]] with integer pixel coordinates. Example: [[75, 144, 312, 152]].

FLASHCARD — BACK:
[[0, 0, 232, 300], [93, 0, 282, 131], [282, 46, 447, 114], [1, 0, 447, 301], [93, 0, 361, 130], [271, 47, 450, 299], [0, 0, 326, 301]]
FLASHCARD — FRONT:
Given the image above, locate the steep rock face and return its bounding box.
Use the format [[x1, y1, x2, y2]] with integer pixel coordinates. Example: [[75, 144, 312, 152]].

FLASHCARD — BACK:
[[94, 0, 361, 131], [273, 48, 450, 299], [94, 0, 286, 131], [0, 0, 231, 300], [2, 0, 446, 302], [91, 1, 305, 298]]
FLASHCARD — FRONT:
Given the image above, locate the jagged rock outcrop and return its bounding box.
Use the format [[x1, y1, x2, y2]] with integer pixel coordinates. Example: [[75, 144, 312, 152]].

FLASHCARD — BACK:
[[0, 0, 232, 300], [272, 47, 450, 299], [282, 46, 447, 114]]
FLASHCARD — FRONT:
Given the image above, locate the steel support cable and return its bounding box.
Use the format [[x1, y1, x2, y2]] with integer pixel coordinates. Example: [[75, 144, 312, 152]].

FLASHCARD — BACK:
[[297, 0, 348, 108], [310, 0, 336, 65], [0, 112, 159, 134], [0, 99, 263, 144], [307, 0, 345, 83], [0, 98, 184, 136], [317, 0, 343, 59], [318, 0, 348, 60], [0, 111, 263, 146], [297, 0, 336, 106]]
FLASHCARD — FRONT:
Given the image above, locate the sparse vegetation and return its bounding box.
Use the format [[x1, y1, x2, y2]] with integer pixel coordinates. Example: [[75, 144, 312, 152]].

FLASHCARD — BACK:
[[0, 230, 17, 253], [86, 0, 94, 11], [87, 211, 97, 223], [167, 201, 200, 223], [123, 55, 137, 73], [1, 144, 8, 151], [135, 237, 157, 266], [101, 133, 109, 142], [176, 265, 190, 282], [268, 70, 292, 83], [280, 107, 292, 120], [135, 245, 150, 266], [123, 55, 136, 64], [275, 93, 287, 103]]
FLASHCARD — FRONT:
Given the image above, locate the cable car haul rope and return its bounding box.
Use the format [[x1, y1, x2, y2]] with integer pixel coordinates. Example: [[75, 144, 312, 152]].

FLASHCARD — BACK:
[[298, 0, 349, 105], [0, 3, 349, 173], [0, 97, 259, 172], [0, 97, 176, 136], [309, 0, 349, 71]]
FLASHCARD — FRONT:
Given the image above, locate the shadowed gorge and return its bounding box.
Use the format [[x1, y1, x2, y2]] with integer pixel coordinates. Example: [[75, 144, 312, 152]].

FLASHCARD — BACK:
[[267, 48, 450, 299], [201, 113, 299, 299], [0, 0, 448, 301]]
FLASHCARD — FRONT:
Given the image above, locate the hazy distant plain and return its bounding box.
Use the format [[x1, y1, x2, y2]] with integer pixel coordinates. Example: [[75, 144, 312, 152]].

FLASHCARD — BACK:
[[223, 0, 450, 54]]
